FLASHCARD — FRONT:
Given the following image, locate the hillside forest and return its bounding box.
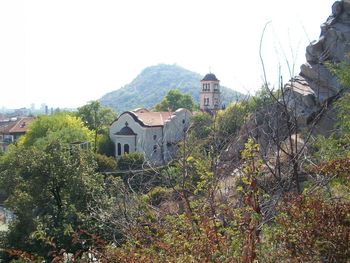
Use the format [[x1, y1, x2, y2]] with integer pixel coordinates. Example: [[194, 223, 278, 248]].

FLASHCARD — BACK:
[[0, 60, 349, 262], [99, 64, 244, 113]]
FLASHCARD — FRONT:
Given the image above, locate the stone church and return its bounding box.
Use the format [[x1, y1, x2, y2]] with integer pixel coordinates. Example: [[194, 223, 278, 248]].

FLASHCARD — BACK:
[[109, 108, 191, 164], [109, 72, 220, 164]]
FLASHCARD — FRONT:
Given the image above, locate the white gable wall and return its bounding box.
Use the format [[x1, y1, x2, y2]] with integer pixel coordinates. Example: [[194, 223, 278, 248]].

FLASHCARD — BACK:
[[109, 109, 192, 165], [110, 113, 164, 164]]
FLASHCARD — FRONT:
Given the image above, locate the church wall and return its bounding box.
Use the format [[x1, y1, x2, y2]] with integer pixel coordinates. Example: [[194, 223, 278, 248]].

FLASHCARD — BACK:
[[110, 113, 164, 164], [163, 109, 192, 162]]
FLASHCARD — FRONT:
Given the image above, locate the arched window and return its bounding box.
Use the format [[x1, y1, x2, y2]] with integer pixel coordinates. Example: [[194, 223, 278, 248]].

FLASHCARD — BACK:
[[117, 143, 121, 156], [124, 144, 130, 154]]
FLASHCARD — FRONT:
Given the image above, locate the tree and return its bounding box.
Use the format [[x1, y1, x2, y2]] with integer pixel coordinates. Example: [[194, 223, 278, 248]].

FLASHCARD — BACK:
[[154, 89, 196, 111], [189, 112, 213, 140], [76, 101, 116, 153], [22, 112, 93, 149], [97, 133, 115, 157], [0, 141, 118, 260], [215, 101, 249, 140]]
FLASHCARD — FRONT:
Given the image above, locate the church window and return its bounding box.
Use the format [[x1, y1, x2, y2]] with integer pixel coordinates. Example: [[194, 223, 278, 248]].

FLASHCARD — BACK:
[[117, 143, 121, 156], [203, 83, 210, 91], [124, 144, 129, 154], [182, 119, 185, 124], [153, 135, 157, 140], [153, 145, 157, 152]]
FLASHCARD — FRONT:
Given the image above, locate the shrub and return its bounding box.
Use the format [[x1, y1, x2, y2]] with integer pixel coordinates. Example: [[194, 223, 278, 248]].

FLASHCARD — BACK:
[[147, 186, 173, 206], [118, 152, 145, 171], [95, 153, 117, 172]]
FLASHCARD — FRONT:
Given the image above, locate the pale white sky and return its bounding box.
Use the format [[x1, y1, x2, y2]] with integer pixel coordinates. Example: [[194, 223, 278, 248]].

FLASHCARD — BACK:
[[0, 0, 335, 109]]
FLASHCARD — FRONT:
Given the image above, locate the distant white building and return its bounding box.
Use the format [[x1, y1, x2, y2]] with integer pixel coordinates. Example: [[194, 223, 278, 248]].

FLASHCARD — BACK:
[[199, 73, 221, 112], [109, 108, 191, 164]]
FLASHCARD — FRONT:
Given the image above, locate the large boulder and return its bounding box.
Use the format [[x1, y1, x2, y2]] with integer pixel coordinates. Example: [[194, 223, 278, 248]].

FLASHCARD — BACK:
[[219, 1, 348, 173], [284, 0, 350, 125]]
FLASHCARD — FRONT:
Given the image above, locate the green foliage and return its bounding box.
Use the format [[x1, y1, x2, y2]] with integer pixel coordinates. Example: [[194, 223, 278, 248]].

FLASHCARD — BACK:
[[0, 142, 113, 259], [154, 89, 196, 111], [334, 92, 350, 134], [215, 101, 249, 137], [246, 86, 278, 112], [97, 132, 115, 157], [158, 165, 182, 187], [328, 60, 350, 88], [236, 138, 263, 262], [189, 112, 213, 139], [77, 100, 115, 133], [107, 213, 238, 263], [22, 113, 93, 149], [76, 100, 116, 152], [188, 157, 214, 195], [118, 152, 145, 171], [313, 134, 347, 161], [95, 153, 117, 172], [313, 156, 350, 199], [100, 64, 244, 112], [260, 193, 350, 262], [147, 186, 173, 206], [2, 69, 350, 261]]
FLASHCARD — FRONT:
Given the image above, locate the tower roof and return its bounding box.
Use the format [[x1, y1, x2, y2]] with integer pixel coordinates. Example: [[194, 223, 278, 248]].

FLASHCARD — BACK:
[[201, 73, 219, 82]]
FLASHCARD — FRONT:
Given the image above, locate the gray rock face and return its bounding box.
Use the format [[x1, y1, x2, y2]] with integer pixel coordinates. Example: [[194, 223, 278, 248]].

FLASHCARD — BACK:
[[219, 1, 346, 179], [284, 0, 350, 125]]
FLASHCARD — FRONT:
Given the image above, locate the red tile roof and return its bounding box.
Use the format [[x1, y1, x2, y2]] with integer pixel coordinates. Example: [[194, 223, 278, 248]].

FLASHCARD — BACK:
[[131, 109, 173, 126], [0, 117, 34, 134]]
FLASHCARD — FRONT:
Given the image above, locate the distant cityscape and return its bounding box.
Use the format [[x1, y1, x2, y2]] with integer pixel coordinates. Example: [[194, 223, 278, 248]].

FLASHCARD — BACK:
[[0, 103, 76, 118]]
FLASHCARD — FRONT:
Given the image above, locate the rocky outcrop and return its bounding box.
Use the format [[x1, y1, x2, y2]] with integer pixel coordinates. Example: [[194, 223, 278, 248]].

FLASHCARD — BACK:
[[219, 1, 349, 173], [284, 0, 350, 125]]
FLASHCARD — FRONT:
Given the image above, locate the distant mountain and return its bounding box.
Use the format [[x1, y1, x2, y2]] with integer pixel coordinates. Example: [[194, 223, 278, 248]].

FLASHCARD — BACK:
[[100, 64, 245, 113]]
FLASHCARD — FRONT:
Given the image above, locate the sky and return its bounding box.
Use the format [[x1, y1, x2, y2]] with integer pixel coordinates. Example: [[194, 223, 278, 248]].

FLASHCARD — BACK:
[[0, 0, 336, 109]]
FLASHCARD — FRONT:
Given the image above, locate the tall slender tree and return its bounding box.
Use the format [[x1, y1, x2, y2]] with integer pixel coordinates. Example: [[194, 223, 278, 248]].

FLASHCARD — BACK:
[[77, 101, 116, 152]]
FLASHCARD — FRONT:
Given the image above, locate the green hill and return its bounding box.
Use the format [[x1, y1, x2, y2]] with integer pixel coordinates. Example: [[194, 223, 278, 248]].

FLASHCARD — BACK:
[[100, 64, 245, 113]]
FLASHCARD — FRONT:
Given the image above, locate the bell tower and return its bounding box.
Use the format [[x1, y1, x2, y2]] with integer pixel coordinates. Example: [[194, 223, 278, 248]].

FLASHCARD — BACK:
[[200, 73, 220, 112]]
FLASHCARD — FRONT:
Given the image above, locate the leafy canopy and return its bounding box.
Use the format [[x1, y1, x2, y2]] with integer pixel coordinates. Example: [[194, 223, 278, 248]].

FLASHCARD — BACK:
[[189, 112, 213, 139], [76, 100, 115, 133], [215, 101, 249, 137], [76, 100, 116, 153], [154, 89, 196, 111], [0, 141, 119, 258], [22, 113, 93, 148]]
